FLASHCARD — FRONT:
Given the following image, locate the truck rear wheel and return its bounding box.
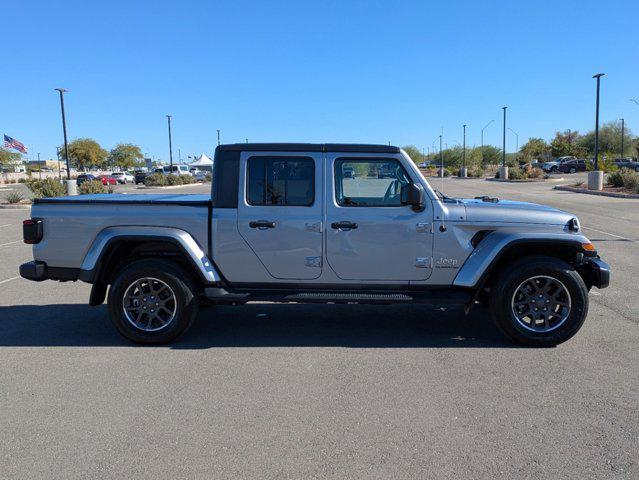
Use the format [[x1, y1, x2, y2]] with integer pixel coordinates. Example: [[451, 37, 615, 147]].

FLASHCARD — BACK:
[[489, 256, 588, 347], [107, 259, 199, 344]]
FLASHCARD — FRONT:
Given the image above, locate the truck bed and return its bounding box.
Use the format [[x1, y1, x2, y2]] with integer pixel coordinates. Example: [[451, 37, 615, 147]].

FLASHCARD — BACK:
[[31, 194, 211, 269], [34, 193, 211, 206]]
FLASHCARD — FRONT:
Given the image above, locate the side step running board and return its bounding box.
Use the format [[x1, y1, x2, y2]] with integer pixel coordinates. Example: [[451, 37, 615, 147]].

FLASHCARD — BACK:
[[284, 292, 413, 302], [205, 287, 473, 305]]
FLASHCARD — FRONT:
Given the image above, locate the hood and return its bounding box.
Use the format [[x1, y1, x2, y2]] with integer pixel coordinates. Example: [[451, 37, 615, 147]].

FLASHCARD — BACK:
[[459, 198, 574, 225]]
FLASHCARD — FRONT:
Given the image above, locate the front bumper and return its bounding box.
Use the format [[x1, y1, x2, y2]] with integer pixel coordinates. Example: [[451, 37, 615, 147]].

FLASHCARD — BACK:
[[584, 257, 611, 289]]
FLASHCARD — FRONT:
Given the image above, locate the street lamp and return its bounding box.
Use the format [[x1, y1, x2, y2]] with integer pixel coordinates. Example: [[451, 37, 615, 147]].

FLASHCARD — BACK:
[[481, 120, 494, 164], [590, 73, 605, 190], [462, 125, 466, 166], [54, 88, 71, 180], [508, 128, 519, 153], [166, 115, 174, 171], [593, 74, 604, 171], [501, 107, 507, 166], [620, 118, 625, 159], [217, 129, 221, 146]]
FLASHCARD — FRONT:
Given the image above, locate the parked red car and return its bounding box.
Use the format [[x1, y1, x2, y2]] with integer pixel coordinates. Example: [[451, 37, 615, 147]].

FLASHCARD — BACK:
[[97, 175, 117, 186]]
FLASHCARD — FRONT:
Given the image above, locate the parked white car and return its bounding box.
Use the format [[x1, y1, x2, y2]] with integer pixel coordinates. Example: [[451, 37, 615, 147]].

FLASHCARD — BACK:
[[111, 172, 135, 184], [162, 165, 191, 175]]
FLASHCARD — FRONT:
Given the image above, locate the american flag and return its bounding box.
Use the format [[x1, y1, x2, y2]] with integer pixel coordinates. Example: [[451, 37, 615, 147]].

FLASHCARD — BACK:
[[3, 134, 28, 154]]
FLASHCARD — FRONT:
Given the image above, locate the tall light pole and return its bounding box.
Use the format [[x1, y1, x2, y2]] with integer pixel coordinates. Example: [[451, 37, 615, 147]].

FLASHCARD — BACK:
[[54, 88, 71, 179], [593, 74, 604, 171], [217, 129, 220, 146], [56, 147, 61, 180], [481, 120, 494, 164], [508, 128, 519, 153], [166, 115, 173, 171], [624, 118, 625, 160], [501, 107, 507, 166], [439, 135, 443, 178], [462, 124, 467, 169]]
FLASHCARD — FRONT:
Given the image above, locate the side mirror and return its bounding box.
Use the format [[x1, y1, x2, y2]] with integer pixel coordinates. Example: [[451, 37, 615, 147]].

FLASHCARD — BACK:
[[401, 182, 425, 211]]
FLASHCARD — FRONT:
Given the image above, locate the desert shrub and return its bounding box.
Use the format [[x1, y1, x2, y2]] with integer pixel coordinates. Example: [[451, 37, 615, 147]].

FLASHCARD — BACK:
[[607, 170, 639, 191], [205, 173, 212, 182], [144, 173, 167, 186], [465, 165, 484, 178], [165, 174, 181, 186], [26, 178, 66, 198], [607, 170, 624, 187], [18, 177, 27, 183], [5, 191, 24, 204], [508, 167, 526, 179], [167, 174, 196, 185], [527, 167, 544, 179], [79, 180, 106, 194]]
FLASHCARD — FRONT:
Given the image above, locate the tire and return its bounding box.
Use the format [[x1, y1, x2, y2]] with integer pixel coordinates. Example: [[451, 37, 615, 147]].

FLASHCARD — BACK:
[[107, 259, 199, 344], [551, 166, 558, 173], [569, 167, 576, 174], [635, 166, 639, 173], [489, 256, 588, 347]]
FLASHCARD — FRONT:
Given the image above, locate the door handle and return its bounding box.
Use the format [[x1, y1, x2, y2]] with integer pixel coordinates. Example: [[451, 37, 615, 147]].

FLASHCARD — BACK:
[[249, 220, 276, 229], [331, 221, 358, 231]]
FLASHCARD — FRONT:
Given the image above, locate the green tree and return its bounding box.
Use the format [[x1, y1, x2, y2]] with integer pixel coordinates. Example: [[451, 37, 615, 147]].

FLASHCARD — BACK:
[[59, 139, 108, 170], [0, 148, 21, 165], [577, 121, 635, 159], [108, 143, 144, 169], [520, 138, 549, 161], [478, 145, 502, 166], [401, 145, 424, 164], [550, 130, 585, 158]]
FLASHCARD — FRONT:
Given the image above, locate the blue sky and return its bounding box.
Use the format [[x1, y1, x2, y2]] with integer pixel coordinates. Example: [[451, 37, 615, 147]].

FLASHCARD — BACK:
[[3, 0, 638, 161]]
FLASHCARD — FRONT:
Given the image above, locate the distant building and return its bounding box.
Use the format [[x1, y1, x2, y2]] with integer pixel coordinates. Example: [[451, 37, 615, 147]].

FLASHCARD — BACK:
[[27, 159, 63, 171]]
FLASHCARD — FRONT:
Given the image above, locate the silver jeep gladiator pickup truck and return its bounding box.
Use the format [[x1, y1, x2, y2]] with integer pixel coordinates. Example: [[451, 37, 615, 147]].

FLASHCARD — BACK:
[[20, 143, 610, 346]]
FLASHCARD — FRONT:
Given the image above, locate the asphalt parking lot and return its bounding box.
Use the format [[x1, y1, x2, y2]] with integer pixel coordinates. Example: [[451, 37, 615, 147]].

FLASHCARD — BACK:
[[1, 177, 637, 479]]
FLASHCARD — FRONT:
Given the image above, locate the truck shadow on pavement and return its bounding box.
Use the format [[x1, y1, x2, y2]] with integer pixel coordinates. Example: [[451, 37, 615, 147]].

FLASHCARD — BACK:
[[0, 303, 516, 348]]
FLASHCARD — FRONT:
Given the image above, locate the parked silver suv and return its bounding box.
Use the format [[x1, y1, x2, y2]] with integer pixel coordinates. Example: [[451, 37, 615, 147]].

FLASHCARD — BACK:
[[20, 143, 610, 346]]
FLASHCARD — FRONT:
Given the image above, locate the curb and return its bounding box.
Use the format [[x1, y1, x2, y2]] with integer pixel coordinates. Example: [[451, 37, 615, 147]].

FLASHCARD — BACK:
[[0, 204, 32, 210], [486, 177, 565, 183], [554, 185, 639, 199], [136, 183, 208, 190]]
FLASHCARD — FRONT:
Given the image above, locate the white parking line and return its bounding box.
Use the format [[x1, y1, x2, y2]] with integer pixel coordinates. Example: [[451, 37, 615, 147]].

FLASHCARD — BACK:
[[0, 224, 12, 228], [582, 226, 636, 243], [0, 240, 21, 248], [0, 276, 20, 285]]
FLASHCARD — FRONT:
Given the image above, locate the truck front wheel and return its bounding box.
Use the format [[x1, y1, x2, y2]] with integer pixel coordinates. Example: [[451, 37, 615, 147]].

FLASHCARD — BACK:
[[489, 256, 589, 347], [107, 259, 199, 344]]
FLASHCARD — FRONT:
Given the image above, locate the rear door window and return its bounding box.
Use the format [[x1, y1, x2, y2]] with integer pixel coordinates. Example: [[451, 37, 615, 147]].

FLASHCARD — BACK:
[[247, 156, 315, 206]]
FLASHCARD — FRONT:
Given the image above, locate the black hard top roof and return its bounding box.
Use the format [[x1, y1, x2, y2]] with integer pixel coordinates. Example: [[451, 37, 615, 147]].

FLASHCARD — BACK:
[[216, 143, 400, 154]]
